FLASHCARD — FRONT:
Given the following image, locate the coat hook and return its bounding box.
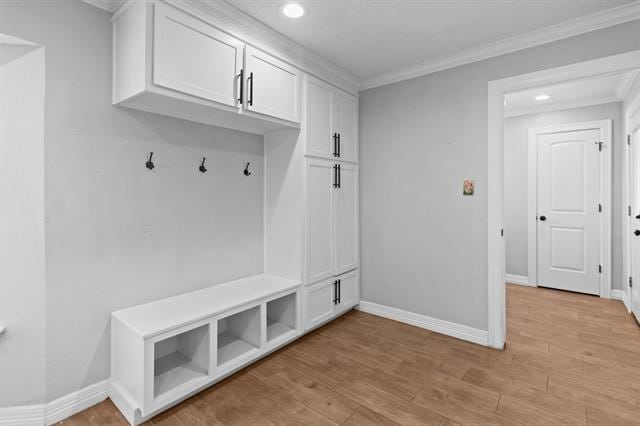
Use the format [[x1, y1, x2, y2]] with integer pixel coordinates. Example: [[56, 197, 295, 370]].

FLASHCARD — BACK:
[[146, 152, 155, 170], [244, 162, 251, 176], [199, 157, 207, 174]]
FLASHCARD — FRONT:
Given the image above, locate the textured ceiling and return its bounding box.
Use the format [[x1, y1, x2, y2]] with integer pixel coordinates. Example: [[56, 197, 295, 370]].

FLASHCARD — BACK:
[[224, 0, 636, 81]]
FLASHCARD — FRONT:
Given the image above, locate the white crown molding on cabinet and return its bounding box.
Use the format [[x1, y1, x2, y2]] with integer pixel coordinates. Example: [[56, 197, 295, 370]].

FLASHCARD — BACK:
[[82, 0, 123, 13], [504, 94, 623, 118], [357, 301, 488, 346], [360, 1, 640, 91], [0, 380, 109, 425]]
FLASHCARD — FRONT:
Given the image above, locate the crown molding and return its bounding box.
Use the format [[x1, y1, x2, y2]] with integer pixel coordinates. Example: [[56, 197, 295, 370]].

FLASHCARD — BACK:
[[82, 0, 123, 13], [505, 94, 622, 118], [361, 1, 640, 91], [616, 69, 640, 98]]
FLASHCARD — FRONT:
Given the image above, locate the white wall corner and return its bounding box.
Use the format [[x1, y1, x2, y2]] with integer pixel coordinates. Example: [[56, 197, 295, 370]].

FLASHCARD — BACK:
[[611, 289, 631, 312], [0, 380, 110, 426], [505, 274, 534, 287], [356, 301, 488, 347]]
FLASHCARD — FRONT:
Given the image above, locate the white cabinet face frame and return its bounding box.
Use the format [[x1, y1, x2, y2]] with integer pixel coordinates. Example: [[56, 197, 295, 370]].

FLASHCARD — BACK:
[[243, 45, 301, 123], [153, 2, 243, 108], [527, 120, 612, 297]]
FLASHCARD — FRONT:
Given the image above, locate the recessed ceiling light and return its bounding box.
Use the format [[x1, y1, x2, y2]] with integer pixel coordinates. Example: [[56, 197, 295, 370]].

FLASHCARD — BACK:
[[535, 94, 551, 101], [280, 2, 305, 18]]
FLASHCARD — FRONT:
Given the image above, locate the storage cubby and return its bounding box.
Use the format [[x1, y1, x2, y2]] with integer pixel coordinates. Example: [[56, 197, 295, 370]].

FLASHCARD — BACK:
[[153, 324, 209, 398], [266, 293, 297, 342], [217, 306, 261, 367]]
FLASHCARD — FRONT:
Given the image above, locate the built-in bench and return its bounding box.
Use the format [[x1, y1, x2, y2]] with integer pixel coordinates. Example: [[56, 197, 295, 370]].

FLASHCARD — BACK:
[[110, 274, 300, 425]]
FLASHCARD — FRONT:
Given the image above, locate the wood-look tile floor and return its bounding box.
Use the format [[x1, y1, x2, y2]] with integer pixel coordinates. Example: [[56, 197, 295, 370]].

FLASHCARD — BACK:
[[60, 284, 640, 425]]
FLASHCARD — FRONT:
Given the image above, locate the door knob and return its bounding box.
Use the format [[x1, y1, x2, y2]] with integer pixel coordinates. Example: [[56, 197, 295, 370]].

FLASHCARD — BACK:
[[539, 216, 547, 221], [635, 230, 640, 236]]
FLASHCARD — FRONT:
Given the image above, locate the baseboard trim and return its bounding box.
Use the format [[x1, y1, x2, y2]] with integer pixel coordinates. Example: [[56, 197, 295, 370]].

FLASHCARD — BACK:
[[357, 301, 488, 346], [0, 380, 109, 425], [611, 289, 631, 312], [505, 274, 534, 286]]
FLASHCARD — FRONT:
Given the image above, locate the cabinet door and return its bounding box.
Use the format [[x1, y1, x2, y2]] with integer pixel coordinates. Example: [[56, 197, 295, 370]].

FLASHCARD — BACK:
[[153, 2, 243, 107], [336, 270, 359, 313], [334, 90, 358, 163], [244, 45, 300, 123], [335, 163, 359, 275], [306, 159, 335, 283], [305, 76, 334, 159], [305, 279, 336, 330]]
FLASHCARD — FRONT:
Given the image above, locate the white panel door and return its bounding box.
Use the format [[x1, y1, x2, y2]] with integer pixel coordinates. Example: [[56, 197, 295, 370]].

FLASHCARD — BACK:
[[244, 45, 300, 123], [630, 121, 640, 321], [305, 76, 334, 159], [153, 2, 243, 107], [334, 90, 358, 163], [335, 270, 359, 314], [335, 163, 359, 275], [305, 159, 335, 284], [537, 128, 601, 294], [304, 279, 336, 330]]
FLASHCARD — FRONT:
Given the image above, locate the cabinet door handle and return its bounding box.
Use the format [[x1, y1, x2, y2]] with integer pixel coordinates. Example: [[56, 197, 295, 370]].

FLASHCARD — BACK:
[[333, 164, 338, 188], [338, 164, 341, 189], [333, 133, 338, 157], [338, 279, 341, 304], [337, 133, 341, 158], [237, 69, 244, 104], [247, 72, 254, 106], [333, 280, 338, 304]]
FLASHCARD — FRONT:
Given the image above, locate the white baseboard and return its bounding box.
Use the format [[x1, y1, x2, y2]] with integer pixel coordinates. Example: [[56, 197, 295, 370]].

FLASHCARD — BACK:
[[505, 274, 534, 286], [611, 289, 631, 312], [357, 301, 488, 346], [0, 380, 109, 426]]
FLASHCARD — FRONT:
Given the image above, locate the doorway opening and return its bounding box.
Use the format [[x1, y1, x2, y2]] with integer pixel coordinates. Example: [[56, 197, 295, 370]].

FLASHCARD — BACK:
[[487, 50, 640, 349]]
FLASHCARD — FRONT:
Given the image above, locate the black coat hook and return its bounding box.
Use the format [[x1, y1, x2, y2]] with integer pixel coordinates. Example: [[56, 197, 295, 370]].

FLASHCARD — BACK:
[[146, 152, 155, 170], [199, 157, 207, 174], [244, 162, 251, 176]]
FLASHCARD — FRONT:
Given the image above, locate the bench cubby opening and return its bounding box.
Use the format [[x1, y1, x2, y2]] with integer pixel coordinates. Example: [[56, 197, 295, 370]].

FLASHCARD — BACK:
[[153, 323, 210, 398], [217, 305, 261, 367], [266, 292, 296, 342]]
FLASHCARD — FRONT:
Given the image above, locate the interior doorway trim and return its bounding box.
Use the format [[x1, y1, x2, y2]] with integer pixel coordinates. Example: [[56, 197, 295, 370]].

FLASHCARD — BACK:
[[527, 120, 612, 296], [487, 49, 640, 349]]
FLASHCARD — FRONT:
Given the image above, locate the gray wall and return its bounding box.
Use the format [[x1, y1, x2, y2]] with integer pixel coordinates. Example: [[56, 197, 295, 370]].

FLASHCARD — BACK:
[[360, 20, 640, 331], [504, 103, 624, 290], [1, 1, 265, 402]]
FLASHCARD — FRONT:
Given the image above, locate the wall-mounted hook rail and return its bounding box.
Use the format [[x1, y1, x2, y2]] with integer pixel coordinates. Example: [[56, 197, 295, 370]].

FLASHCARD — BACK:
[[146, 152, 155, 170], [199, 157, 207, 174], [244, 162, 251, 176]]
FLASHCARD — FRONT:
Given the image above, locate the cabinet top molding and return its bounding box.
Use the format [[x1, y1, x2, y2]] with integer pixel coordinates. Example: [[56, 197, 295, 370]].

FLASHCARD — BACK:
[[110, 0, 360, 95]]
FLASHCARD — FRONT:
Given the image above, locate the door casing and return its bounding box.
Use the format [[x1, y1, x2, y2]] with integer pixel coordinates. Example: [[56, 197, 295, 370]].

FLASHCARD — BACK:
[[527, 120, 612, 296]]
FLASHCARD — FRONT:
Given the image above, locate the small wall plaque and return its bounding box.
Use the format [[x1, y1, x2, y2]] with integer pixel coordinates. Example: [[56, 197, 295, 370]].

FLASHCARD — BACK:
[[463, 179, 475, 196]]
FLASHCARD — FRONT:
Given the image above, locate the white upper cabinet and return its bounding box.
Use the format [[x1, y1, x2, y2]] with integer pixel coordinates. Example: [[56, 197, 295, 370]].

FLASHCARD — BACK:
[[153, 3, 243, 108], [334, 91, 358, 163], [305, 75, 358, 163], [244, 46, 301, 123], [305, 76, 334, 159], [113, 2, 301, 134], [335, 162, 359, 275]]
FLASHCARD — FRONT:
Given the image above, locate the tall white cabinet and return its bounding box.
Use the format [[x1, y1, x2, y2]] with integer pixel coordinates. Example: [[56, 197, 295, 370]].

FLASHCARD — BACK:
[[303, 75, 359, 330]]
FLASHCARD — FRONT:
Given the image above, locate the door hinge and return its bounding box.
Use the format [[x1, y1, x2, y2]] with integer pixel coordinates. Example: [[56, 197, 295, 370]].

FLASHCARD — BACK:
[[630, 276, 633, 288], [598, 264, 602, 274]]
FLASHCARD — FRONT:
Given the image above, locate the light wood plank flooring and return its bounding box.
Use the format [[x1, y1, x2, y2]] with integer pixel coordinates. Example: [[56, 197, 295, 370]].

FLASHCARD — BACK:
[[60, 284, 640, 425]]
